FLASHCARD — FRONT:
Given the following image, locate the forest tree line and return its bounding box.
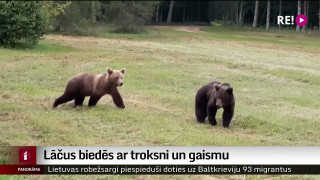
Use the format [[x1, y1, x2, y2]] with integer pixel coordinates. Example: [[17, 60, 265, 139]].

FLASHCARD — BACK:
[[158, 1, 320, 31], [1, 1, 320, 46], [56, 1, 320, 31]]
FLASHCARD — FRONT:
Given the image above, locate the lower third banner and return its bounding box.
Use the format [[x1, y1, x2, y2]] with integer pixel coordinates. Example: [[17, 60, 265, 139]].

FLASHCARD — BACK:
[[0, 165, 319, 175]]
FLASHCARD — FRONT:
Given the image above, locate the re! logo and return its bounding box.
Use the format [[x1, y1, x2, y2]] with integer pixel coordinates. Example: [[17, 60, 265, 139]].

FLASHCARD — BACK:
[[277, 16, 294, 25], [277, 15, 308, 26]]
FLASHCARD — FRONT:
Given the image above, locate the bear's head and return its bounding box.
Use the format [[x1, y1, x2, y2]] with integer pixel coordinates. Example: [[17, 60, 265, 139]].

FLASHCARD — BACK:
[[106, 67, 126, 86], [214, 83, 234, 109]]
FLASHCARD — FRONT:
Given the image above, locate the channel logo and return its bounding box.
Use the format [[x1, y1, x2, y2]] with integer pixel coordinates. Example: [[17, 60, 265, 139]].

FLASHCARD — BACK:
[[277, 15, 308, 26], [19, 149, 32, 163], [7, 146, 37, 165], [296, 14, 307, 26]]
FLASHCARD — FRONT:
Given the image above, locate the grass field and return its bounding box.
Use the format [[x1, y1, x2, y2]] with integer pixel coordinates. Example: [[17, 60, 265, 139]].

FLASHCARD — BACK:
[[0, 26, 319, 179]]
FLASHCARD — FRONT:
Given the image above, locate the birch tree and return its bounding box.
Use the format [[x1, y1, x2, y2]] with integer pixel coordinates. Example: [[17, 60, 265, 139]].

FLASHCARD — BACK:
[[302, 0, 308, 31], [266, 0, 271, 30], [296, 0, 301, 31], [167, 1, 174, 23], [253, 0, 259, 28]]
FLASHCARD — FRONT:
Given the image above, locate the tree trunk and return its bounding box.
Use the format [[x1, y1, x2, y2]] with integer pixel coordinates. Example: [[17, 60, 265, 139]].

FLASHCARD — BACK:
[[235, 1, 239, 25], [278, 0, 282, 29], [182, 5, 186, 22], [296, 0, 301, 31], [266, 0, 271, 30], [273, 2, 278, 25], [91, 1, 96, 23], [156, 5, 159, 23], [319, 1, 320, 31], [241, 2, 246, 25], [197, 1, 201, 21], [260, 5, 266, 26], [302, 0, 308, 31], [253, 0, 259, 28], [167, 1, 174, 23], [235, 1, 244, 25], [279, 0, 282, 16], [239, 1, 244, 25]]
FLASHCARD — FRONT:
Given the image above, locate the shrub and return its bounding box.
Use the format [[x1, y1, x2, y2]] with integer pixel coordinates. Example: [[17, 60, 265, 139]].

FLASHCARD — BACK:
[[0, 2, 48, 46]]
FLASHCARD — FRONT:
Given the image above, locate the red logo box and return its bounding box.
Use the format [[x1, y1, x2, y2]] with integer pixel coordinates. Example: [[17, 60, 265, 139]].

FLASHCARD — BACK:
[[13, 146, 37, 165], [19, 149, 32, 163]]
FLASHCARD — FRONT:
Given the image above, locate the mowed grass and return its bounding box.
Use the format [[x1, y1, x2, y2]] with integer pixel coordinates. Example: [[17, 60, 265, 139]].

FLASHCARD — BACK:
[[0, 26, 319, 179]]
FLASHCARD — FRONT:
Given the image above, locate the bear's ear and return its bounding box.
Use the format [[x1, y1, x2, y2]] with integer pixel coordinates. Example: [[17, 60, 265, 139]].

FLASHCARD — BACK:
[[121, 68, 126, 74], [106, 67, 113, 74], [226, 87, 233, 94], [214, 84, 221, 91]]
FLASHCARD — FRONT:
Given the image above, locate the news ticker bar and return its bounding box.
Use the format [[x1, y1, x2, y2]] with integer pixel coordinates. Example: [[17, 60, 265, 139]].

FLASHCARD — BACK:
[[0, 165, 319, 175], [7, 146, 320, 165], [36, 146, 319, 165], [2, 146, 320, 175]]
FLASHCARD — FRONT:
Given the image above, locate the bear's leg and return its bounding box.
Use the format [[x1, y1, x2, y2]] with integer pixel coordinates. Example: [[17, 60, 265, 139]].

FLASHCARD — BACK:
[[222, 105, 234, 128], [195, 104, 207, 123], [207, 103, 218, 125], [53, 93, 74, 108], [88, 95, 102, 107], [110, 88, 125, 109], [74, 96, 85, 107]]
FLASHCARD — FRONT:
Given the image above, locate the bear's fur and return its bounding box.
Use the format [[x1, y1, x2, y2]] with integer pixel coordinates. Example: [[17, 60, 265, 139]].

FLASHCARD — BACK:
[[53, 67, 126, 109], [195, 81, 235, 127]]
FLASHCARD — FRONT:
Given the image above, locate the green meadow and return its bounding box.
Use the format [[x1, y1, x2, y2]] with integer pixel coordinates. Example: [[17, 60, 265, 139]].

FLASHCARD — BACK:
[[0, 26, 319, 179]]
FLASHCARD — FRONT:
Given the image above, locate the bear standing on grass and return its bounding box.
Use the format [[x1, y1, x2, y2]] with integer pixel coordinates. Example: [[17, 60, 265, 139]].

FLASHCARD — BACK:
[[195, 82, 235, 127], [53, 67, 126, 109]]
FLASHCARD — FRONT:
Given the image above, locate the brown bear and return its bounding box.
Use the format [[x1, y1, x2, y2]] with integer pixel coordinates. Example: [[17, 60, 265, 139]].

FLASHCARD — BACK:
[[53, 67, 126, 109], [195, 81, 235, 127]]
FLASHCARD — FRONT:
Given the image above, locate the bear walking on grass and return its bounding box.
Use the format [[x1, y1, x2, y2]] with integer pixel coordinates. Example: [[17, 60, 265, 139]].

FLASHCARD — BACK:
[[53, 67, 126, 109], [195, 81, 235, 127]]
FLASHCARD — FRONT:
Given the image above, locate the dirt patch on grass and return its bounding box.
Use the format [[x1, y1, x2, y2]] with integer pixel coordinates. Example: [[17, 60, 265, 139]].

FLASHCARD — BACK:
[[150, 25, 204, 33]]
